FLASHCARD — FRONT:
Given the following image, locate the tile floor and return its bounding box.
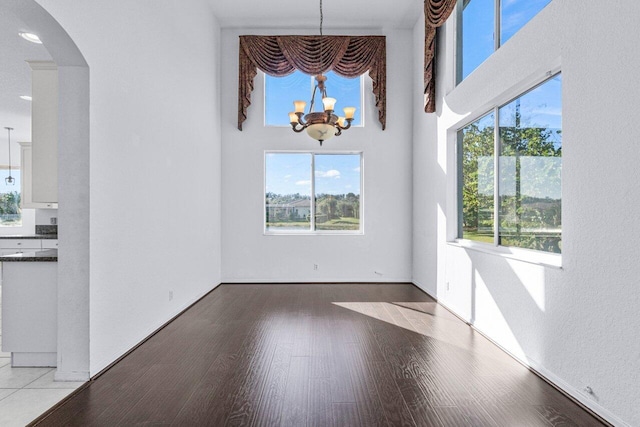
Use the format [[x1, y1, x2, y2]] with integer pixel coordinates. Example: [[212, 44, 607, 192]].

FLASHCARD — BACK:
[[0, 288, 85, 426]]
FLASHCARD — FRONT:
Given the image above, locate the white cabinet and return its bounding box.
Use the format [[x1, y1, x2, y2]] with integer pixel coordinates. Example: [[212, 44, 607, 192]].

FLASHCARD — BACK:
[[18, 142, 57, 209], [27, 61, 58, 204], [41, 240, 58, 249], [2, 261, 57, 367], [0, 239, 57, 255]]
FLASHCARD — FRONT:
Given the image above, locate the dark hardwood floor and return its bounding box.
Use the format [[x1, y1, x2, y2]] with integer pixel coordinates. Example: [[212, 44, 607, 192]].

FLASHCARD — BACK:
[[33, 284, 605, 426]]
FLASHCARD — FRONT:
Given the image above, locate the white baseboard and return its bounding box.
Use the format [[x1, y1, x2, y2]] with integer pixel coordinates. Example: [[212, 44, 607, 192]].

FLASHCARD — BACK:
[[54, 370, 89, 382], [432, 292, 627, 427], [90, 282, 221, 377], [411, 279, 437, 299], [525, 361, 629, 427]]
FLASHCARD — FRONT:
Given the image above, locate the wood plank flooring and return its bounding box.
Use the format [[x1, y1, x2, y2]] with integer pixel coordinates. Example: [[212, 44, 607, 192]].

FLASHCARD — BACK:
[[32, 284, 605, 426]]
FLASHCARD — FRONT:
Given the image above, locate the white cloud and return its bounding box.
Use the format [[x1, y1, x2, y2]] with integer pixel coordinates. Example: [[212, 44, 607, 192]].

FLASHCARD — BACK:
[[353, 166, 361, 172], [296, 180, 311, 186], [315, 169, 341, 179]]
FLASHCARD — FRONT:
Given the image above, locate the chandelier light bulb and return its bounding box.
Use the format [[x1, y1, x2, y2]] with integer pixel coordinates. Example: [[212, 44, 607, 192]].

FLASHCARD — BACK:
[[293, 101, 307, 114], [343, 107, 356, 120], [322, 97, 336, 111]]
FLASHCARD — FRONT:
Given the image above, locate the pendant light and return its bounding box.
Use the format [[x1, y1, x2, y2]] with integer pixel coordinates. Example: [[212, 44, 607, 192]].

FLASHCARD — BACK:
[[4, 127, 15, 185]]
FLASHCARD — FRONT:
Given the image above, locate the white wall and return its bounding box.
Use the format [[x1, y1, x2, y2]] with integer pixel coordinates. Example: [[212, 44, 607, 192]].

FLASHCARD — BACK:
[[220, 28, 413, 283], [37, 0, 223, 375], [412, 1, 640, 425]]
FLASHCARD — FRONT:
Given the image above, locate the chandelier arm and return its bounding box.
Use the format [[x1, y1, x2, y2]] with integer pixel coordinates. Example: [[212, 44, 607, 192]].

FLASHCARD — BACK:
[[335, 119, 354, 131], [295, 112, 308, 126], [290, 123, 306, 133]]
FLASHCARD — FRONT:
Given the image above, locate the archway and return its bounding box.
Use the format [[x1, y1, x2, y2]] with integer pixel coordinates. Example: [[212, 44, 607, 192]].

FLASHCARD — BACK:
[[1, 0, 90, 381]]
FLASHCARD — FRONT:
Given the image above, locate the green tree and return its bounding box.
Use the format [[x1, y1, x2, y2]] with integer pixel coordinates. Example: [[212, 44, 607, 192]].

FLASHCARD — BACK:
[[0, 191, 21, 224], [461, 121, 494, 234]]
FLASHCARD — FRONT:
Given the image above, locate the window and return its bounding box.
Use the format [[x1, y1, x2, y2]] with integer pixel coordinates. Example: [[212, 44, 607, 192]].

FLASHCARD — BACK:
[[264, 70, 363, 127], [0, 169, 22, 226], [265, 152, 362, 233], [459, 0, 552, 81], [458, 73, 561, 253]]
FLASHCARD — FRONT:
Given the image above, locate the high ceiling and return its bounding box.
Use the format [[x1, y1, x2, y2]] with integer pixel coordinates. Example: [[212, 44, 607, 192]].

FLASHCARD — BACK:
[[0, 1, 423, 166], [208, 0, 423, 29], [0, 9, 52, 166]]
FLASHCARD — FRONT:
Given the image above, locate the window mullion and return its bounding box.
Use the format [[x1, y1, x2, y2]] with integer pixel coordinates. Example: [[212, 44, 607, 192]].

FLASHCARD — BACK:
[[310, 153, 315, 232], [493, 106, 500, 247], [495, 0, 501, 51]]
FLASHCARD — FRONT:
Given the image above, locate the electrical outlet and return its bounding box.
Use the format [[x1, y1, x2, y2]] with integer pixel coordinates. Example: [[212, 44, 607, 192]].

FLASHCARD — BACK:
[[313, 264, 318, 271], [169, 290, 173, 301], [50, 217, 57, 225]]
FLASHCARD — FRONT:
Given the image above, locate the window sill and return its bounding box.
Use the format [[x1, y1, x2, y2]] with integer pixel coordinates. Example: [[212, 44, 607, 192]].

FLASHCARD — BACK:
[[264, 231, 364, 236], [447, 239, 562, 269]]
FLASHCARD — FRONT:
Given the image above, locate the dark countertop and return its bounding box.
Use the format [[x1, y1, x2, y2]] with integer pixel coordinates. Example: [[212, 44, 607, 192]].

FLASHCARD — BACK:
[[0, 249, 58, 262], [0, 234, 57, 240]]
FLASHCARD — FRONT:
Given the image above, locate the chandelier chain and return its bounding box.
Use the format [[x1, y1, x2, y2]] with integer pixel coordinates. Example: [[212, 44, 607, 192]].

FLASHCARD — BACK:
[[319, 0, 323, 36]]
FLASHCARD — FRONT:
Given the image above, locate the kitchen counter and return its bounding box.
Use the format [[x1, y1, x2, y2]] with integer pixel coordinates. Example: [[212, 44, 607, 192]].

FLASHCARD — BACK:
[[0, 249, 58, 262], [0, 234, 57, 239]]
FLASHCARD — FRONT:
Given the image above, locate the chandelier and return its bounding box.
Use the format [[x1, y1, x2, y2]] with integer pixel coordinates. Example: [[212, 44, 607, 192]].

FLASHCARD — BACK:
[[288, 0, 356, 146]]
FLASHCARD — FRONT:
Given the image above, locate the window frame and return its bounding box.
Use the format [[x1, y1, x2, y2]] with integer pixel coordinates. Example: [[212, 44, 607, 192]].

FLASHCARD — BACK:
[[456, 0, 552, 84], [262, 70, 366, 128], [264, 150, 364, 236], [451, 71, 562, 266]]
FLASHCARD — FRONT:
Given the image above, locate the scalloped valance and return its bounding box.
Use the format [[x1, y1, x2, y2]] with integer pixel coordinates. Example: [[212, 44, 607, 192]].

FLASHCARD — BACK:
[[238, 35, 386, 131], [424, 0, 457, 113]]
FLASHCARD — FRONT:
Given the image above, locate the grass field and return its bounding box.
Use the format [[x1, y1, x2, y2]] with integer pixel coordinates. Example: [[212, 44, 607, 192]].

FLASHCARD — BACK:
[[266, 217, 359, 231], [463, 230, 494, 243], [316, 217, 359, 231]]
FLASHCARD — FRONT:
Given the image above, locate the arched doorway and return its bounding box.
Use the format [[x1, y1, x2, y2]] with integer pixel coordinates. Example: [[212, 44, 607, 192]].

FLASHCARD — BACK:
[[1, 0, 90, 381]]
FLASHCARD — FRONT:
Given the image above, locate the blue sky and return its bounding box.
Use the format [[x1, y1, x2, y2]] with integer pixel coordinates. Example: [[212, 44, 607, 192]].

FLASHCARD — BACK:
[[462, 0, 551, 80], [499, 74, 562, 138], [265, 153, 361, 196], [265, 70, 362, 127]]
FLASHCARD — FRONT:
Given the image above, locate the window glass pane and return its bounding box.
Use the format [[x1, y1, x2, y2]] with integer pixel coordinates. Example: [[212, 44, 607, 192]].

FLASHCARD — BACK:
[[265, 71, 311, 127], [314, 154, 361, 231], [498, 74, 562, 253], [459, 113, 495, 243], [323, 72, 362, 126], [0, 170, 21, 226], [265, 70, 362, 127], [461, 0, 495, 80], [500, 0, 552, 46], [265, 153, 312, 231]]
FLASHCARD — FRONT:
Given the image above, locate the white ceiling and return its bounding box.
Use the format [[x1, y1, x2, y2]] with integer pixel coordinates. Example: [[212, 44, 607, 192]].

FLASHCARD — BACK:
[[208, 0, 423, 29], [0, 9, 52, 166]]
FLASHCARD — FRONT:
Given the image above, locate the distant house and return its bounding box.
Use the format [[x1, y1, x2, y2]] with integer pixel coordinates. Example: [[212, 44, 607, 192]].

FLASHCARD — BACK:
[[266, 199, 311, 221]]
